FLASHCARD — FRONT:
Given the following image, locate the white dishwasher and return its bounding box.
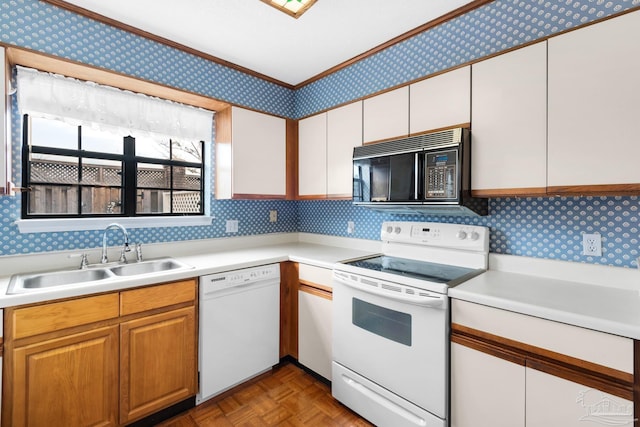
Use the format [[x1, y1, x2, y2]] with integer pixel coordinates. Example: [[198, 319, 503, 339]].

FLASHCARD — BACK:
[[196, 263, 280, 404]]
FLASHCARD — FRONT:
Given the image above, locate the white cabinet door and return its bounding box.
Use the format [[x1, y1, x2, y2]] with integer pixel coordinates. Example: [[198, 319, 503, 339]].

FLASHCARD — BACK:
[[298, 290, 332, 380], [363, 86, 409, 143], [298, 112, 327, 197], [451, 342, 525, 427], [327, 101, 362, 196], [231, 106, 286, 196], [526, 368, 633, 427], [1, 47, 6, 195], [409, 66, 470, 134], [471, 41, 547, 194], [548, 10, 640, 188]]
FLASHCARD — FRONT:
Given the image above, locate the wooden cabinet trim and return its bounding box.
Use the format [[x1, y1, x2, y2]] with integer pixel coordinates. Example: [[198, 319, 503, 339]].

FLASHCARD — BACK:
[[452, 323, 634, 401], [232, 193, 287, 200], [8, 293, 120, 340], [471, 187, 548, 198], [120, 279, 196, 316], [299, 281, 332, 300], [547, 183, 640, 196], [280, 262, 299, 359]]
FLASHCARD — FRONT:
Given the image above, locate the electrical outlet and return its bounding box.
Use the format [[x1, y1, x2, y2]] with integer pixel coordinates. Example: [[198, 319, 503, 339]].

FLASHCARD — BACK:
[[269, 210, 277, 223], [582, 233, 602, 257], [347, 221, 355, 234], [225, 220, 238, 233]]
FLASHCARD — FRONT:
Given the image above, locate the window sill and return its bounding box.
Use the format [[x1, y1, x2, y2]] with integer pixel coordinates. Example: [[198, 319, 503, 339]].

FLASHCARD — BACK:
[[15, 216, 214, 233]]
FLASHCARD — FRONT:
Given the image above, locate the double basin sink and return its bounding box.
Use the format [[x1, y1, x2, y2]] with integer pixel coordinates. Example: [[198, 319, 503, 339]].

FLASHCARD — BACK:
[[8, 258, 193, 294]]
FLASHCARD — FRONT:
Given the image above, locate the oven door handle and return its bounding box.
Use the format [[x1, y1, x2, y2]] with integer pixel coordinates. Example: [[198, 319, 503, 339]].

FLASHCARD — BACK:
[[334, 273, 445, 308]]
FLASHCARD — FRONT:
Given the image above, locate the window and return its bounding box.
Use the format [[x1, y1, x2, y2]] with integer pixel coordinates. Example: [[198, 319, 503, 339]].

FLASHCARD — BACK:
[[16, 66, 213, 220], [22, 116, 204, 218]]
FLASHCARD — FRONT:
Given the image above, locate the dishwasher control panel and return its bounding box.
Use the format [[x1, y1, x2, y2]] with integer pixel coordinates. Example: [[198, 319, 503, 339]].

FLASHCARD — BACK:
[[200, 263, 280, 293]]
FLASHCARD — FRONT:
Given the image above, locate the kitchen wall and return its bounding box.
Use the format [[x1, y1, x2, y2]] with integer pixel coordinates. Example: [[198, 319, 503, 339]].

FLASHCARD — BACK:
[[1, 0, 639, 268]]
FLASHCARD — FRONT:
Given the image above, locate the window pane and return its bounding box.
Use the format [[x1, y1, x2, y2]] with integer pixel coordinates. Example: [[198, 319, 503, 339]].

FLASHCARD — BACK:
[[28, 185, 78, 215], [172, 140, 202, 163], [352, 298, 412, 346], [173, 191, 201, 213], [82, 126, 124, 154], [30, 117, 77, 149], [137, 163, 169, 189], [81, 187, 122, 214], [134, 134, 170, 159], [137, 189, 169, 213], [30, 154, 78, 184], [173, 166, 201, 190], [80, 159, 122, 186]]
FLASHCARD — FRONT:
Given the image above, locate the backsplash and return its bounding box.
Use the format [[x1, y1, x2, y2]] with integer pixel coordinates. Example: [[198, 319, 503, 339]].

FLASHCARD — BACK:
[[1, 0, 639, 270]]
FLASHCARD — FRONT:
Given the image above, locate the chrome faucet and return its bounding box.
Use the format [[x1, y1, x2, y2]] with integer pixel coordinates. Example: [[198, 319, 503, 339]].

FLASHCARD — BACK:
[[101, 223, 131, 264]]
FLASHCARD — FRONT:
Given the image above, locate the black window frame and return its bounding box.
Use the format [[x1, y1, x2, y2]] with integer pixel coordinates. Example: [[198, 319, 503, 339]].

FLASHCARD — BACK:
[[21, 114, 205, 219]]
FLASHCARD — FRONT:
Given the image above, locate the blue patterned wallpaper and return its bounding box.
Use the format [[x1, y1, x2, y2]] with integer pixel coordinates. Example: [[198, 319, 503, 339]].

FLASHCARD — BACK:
[[1, 0, 640, 269]]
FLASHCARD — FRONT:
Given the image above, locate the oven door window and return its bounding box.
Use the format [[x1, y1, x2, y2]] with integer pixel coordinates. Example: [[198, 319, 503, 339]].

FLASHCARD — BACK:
[[352, 298, 412, 346]]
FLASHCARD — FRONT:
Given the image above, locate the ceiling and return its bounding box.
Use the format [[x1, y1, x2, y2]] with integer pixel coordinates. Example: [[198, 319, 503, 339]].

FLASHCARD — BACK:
[[63, 0, 476, 86]]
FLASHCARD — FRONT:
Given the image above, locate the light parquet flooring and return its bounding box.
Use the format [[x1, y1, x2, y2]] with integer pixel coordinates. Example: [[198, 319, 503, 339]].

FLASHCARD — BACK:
[[157, 362, 374, 427]]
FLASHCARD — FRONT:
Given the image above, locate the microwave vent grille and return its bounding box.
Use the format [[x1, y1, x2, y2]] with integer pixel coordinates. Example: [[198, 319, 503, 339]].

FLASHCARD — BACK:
[[354, 128, 463, 159]]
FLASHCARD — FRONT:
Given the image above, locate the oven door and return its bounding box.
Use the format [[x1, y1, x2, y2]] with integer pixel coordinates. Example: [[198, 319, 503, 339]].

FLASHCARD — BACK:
[[332, 270, 449, 421]]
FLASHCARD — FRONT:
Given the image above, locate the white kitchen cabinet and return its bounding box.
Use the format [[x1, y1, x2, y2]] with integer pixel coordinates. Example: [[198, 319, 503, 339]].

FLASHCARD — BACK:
[[216, 106, 286, 198], [327, 101, 362, 196], [471, 41, 547, 196], [548, 10, 640, 190], [298, 101, 362, 198], [298, 112, 327, 197], [451, 342, 525, 427], [409, 66, 470, 135], [363, 86, 408, 143], [1, 47, 7, 195], [297, 264, 332, 380]]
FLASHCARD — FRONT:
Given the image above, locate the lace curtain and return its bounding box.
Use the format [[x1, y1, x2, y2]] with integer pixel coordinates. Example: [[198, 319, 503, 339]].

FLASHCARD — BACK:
[[16, 66, 213, 142]]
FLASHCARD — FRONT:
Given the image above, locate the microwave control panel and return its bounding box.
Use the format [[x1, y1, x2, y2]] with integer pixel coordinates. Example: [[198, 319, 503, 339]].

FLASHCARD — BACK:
[[425, 148, 458, 199]]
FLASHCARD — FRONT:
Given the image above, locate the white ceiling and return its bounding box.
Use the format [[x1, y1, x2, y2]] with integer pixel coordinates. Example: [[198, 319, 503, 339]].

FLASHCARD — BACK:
[[64, 0, 475, 86]]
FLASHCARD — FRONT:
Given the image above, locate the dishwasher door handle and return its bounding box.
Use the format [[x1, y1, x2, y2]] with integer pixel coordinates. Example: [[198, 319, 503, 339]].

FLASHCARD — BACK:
[[201, 279, 279, 298]]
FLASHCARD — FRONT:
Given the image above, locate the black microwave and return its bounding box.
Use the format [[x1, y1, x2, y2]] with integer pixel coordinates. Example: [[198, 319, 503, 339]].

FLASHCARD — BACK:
[[352, 128, 488, 216]]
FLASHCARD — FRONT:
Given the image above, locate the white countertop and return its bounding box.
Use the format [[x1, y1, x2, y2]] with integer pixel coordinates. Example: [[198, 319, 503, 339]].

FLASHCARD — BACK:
[[449, 254, 640, 340]]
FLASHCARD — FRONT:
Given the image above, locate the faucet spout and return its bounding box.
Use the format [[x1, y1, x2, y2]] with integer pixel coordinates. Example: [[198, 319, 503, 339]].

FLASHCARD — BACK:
[[101, 223, 131, 264]]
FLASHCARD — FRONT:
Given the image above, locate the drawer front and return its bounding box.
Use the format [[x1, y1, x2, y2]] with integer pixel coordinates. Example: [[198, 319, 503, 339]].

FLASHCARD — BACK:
[[451, 300, 633, 373], [10, 293, 119, 339], [120, 279, 196, 316], [298, 264, 332, 291]]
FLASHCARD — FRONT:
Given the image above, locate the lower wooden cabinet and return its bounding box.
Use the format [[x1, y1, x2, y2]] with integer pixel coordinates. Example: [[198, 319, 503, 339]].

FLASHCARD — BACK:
[[3, 279, 197, 427]]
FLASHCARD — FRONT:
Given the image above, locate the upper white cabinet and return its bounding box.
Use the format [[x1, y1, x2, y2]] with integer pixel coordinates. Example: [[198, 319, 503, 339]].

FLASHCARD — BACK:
[[298, 101, 362, 198], [363, 86, 408, 143], [548, 10, 640, 190], [216, 106, 286, 199], [471, 41, 548, 196], [298, 112, 327, 197], [1, 47, 7, 195], [327, 101, 362, 196], [409, 66, 470, 135]]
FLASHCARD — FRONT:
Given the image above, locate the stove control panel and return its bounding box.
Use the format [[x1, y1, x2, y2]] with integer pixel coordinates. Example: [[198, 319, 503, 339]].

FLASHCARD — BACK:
[[380, 221, 489, 252]]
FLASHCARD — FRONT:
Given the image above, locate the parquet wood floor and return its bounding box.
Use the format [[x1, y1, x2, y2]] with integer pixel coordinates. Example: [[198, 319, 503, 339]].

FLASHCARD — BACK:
[[157, 362, 374, 426]]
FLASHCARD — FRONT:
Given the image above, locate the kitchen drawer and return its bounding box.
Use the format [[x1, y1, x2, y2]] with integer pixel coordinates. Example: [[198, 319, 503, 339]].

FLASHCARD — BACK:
[[452, 300, 633, 373], [9, 293, 120, 339], [298, 264, 332, 290], [120, 279, 196, 316]]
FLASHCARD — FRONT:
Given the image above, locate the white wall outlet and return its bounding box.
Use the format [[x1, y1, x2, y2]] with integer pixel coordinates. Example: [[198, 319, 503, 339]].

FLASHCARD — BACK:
[[347, 221, 355, 234], [225, 219, 238, 233], [582, 232, 602, 257], [269, 210, 277, 223]]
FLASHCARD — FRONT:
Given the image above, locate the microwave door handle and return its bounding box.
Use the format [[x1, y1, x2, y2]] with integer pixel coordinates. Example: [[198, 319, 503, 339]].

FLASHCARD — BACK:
[[414, 152, 419, 200], [334, 273, 445, 308]]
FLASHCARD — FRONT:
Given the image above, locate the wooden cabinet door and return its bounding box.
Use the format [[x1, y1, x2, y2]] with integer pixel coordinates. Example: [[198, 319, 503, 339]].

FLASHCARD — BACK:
[[231, 106, 286, 197], [298, 112, 327, 197], [363, 86, 409, 143], [119, 306, 196, 425], [471, 41, 547, 196], [8, 326, 119, 427], [526, 367, 633, 427], [450, 342, 525, 427], [327, 101, 362, 197], [410, 66, 470, 134], [298, 288, 332, 380], [547, 10, 640, 190]]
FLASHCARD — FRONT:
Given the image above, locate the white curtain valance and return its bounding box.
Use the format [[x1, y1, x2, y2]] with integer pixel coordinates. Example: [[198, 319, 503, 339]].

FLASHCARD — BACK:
[[16, 66, 213, 142]]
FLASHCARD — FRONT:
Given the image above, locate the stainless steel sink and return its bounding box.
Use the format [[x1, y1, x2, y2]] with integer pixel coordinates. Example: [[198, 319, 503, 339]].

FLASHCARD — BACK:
[[8, 268, 115, 293], [109, 258, 191, 276]]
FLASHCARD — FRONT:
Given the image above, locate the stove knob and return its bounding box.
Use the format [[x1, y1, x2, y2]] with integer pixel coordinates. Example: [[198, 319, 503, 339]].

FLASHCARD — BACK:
[[394, 227, 401, 234], [456, 230, 467, 240], [469, 231, 480, 241], [386, 226, 393, 234]]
